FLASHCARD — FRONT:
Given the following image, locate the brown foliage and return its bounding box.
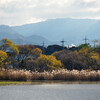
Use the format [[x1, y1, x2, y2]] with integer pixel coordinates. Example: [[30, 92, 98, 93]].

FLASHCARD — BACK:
[[52, 50, 85, 70]]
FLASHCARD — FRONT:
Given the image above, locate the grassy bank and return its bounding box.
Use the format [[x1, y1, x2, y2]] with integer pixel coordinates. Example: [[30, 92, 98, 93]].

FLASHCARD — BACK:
[[0, 81, 27, 85], [1, 81, 100, 85], [0, 69, 100, 81]]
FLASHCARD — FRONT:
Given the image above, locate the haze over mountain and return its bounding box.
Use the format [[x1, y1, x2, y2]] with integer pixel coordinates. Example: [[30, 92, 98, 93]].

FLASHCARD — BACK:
[[12, 18, 100, 45], [0, 25, 23, 39], [0, 18, 100, 46], [0, 25, 50, 45]]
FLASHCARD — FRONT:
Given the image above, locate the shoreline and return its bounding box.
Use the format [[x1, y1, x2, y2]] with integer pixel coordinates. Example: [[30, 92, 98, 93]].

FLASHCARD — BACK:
[[1, 80, 100, 85]]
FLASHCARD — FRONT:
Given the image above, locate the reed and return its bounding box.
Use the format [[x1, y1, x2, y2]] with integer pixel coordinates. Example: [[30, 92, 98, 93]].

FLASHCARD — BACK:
[[0, 69, 100, 81]]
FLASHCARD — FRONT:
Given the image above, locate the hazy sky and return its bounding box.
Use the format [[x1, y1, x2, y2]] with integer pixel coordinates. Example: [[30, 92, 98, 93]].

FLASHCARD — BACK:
[[0, 0, 100, 26]]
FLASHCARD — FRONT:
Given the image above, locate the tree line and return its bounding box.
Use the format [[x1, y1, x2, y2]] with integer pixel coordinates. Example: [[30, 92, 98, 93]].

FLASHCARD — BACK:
[[0, 38, 100, 71]]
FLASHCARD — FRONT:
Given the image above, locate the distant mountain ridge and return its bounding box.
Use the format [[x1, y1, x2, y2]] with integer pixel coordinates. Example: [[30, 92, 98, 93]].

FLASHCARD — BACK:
[[0, 25, 50, 45], [0, 25, 24, 39], [12, 18, 100, 45], [1, 18, 100, 46]]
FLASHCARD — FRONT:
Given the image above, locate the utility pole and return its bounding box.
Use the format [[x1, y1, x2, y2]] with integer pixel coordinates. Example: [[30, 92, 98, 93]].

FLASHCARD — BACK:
[[61, 39, 66, 49], [68, 45, 69, 49], [42, 41, 45, 55], [92, 40, 99, 48], [83, 36, 88, 44]]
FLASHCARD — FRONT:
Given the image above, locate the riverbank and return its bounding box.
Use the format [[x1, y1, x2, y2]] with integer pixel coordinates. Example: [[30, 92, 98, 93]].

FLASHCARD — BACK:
[[0, 81, 27, 85], [0, 69, 100, 81], [0, 80, 100, 85]]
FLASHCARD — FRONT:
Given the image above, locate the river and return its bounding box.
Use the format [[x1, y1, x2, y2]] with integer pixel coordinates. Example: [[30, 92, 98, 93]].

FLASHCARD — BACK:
[[0, 83, 100, 100]]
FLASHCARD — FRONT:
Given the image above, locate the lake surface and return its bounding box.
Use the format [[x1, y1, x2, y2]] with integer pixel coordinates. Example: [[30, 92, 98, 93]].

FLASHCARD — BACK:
[[0, 83, 100, 100]]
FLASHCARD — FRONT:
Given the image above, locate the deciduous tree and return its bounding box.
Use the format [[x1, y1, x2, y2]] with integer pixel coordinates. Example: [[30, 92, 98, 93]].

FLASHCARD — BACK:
[[0, 50, 8, 69]]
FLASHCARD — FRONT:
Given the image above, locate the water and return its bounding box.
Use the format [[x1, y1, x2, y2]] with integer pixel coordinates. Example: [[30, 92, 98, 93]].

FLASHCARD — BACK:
[[0, 84, 100, 100]]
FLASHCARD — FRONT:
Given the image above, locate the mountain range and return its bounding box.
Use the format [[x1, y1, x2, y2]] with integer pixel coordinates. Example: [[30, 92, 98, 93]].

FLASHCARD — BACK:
[[0, 18, 100, 46], [0, 25, 50, 45]]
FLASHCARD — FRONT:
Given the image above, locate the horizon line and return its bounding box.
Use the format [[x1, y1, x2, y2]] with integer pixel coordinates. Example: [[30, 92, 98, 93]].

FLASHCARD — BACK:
[[0, 17, 100, 27]]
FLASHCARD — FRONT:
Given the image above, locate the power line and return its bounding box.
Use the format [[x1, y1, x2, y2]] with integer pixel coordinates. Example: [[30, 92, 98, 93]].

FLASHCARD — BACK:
[[61, 39, 66, 48], [83, 36, 88, 44]]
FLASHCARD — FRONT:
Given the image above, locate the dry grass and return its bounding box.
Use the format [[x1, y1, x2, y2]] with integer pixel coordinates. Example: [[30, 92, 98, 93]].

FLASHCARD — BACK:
[[0, 69, 100, 81]]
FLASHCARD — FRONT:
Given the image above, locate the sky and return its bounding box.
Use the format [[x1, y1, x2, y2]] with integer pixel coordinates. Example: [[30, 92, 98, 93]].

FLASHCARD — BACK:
[[0, 0, 100, 26]]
